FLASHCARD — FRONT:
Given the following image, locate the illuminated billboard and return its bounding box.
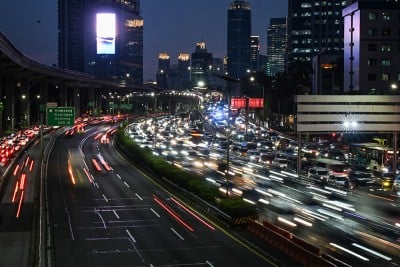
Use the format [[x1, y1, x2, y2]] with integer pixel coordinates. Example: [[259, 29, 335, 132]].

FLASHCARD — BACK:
[[96, 13, 116, 54], [231, 97, 264, 109]]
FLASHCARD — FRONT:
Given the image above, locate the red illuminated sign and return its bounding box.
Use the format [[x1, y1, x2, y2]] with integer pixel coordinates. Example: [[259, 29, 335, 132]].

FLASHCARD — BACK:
[[248, 98, 263, 108], [230, 97, 263, 109], [231, 98, 246, 109]]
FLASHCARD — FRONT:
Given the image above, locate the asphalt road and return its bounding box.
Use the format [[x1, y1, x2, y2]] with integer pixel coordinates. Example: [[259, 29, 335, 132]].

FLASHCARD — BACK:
[[0, 134, 49, 267], [47, 124, 281, 267]]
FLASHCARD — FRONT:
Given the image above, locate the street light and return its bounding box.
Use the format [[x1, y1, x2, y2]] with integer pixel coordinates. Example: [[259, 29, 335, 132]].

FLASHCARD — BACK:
[[249, 72, 266, 127], [126, 73, 133, 90], [212, 73, 241, 197], [151, 92, 157, 149]]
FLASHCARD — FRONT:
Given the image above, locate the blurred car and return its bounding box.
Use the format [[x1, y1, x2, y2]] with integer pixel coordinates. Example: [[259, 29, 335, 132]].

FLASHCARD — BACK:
[[308, 167, 330, 182], [329, 176, 354, 189], [373, 169, 395, 190], [393, 176, 400, 193], [272, 158, 288, 168], [348, 165, 376, 186]]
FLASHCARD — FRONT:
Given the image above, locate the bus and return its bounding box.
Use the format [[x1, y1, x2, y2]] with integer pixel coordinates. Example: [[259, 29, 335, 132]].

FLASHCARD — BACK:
[[348, 143, 395, 169]]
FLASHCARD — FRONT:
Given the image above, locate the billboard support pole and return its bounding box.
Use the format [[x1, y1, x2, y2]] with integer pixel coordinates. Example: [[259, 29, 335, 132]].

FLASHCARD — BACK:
[[394, 132, 398, 175], [297, 133, 301, 176]]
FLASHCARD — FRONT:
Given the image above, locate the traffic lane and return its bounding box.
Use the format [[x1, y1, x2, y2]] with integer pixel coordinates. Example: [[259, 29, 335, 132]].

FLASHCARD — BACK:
[[93, 136, 279, 266], [0, 132, 52, 266], [257, 187, 400, 266], [48, 130, 275, 267]]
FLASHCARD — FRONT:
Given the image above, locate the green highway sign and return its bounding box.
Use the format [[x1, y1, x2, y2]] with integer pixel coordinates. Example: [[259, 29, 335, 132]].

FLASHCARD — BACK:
[[47, 107, 75, 126]]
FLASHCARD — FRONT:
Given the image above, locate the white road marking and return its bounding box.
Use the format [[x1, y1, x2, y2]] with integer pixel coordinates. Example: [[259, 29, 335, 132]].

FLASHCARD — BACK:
[[125, 229, 136, 243], [170, 227, 184, 241], [123, 181, 130, 188], [150, 208, 160, 218], [116, 174, 122, 180], [102, 194, 109, 202], [135, 193, 143, 200], [206, 261, 214, 267], [112, 210, 120, 219]]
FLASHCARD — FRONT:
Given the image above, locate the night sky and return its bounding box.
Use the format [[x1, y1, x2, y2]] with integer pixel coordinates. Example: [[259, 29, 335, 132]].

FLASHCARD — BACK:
[[0, 0, 287, 81]]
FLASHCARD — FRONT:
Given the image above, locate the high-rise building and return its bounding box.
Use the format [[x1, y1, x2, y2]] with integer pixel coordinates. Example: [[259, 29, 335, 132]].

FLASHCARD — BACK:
[[156, 53, 170, 88], [267, 18, 287, 76], [250, 36, 260, 72], [209, 58, 226, 91], [258, 54, 268, 74], [158, 53, 170, 73], [343, 0, 400, 94], [178, 53, 191, 89], [227, 1, 251, 80], [287, 0, 348, 63], [191, 40, 213, 88], [58, 0, 143, 85]]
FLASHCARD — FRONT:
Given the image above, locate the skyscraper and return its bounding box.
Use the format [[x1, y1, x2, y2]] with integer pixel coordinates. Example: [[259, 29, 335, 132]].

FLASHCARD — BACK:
[[156, 53, 170, 88], [178, 53, 191, 89], [191, 40, 213, 88], [343, 0, 400, 94], [227, 1, 251, 80], [267, 18, 287, 76], [249, 36, 260, 72], [58, 0, 143, 85], [287, 0, 348, 63]]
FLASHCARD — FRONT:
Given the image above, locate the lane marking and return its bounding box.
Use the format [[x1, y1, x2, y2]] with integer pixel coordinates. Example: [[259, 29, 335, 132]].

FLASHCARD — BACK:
[[102, 194, 109, 202], [150, 208, 160, 218], [170, 227, 184, 241], [116, 174, 122, 179], [125, 229, 136, 243], [112, 210, 120, 219], [123, 181, 130, 188], [135, 193, 143, 200]]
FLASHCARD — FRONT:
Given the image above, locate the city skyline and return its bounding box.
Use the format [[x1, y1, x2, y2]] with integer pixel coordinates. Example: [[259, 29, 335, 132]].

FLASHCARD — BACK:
[[0, 0, 287, 81]]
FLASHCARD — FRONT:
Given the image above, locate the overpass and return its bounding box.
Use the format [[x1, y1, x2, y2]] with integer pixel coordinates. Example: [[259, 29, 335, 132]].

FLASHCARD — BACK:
[[0, 31, 153, 131]]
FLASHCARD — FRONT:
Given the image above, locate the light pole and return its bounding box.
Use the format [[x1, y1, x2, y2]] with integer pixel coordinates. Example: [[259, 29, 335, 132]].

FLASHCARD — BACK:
[[151, 92, 157, 149], [212, 73, 241, 197]]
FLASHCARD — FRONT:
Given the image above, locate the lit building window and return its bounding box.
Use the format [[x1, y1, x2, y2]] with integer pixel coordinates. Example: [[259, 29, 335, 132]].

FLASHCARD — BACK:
[[382, 74, 390, 81], [381, 44, 391, 52], [368, 12, 377, 20], [382, 12, 391, 20], [381, 59, 390, 67]]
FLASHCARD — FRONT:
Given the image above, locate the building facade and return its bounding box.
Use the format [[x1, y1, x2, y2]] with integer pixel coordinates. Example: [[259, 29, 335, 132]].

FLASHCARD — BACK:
[[343, 0, 400, 94], [287, 0, 348, 63], [58, 0, 143, 85], [156, 53, 170, 88], [191, 41, 213, 89], [227, 1, 251, 80], [178, 53, 191, 89], [250, 36, 260, 72], [267, 17, 287, 76]]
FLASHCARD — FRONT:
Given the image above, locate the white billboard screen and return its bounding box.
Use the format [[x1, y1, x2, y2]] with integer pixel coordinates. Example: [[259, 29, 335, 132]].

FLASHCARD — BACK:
[[96, 13, 116, 54]]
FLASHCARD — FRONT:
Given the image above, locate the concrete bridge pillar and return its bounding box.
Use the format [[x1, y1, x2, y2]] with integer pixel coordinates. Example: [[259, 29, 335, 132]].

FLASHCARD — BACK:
[[73, 87, 80, 118]]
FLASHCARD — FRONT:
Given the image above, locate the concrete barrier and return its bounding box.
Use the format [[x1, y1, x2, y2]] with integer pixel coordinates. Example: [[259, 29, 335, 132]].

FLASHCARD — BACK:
[[247, 221, 337, 267]]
